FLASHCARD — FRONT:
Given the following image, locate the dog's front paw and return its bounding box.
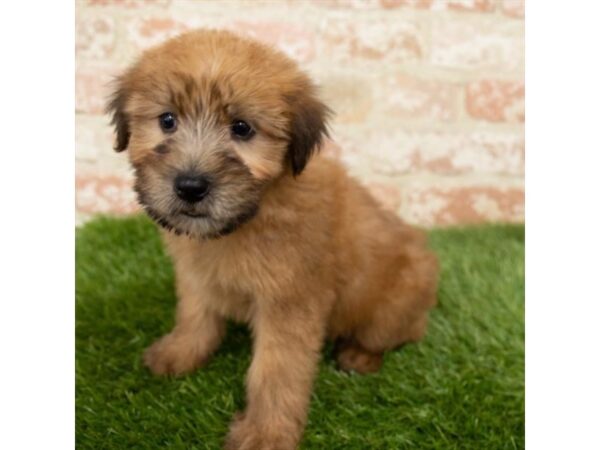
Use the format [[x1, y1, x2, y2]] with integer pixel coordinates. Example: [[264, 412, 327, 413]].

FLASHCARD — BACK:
[[224, 412, 298, 450], [143, 332, 206, 376]]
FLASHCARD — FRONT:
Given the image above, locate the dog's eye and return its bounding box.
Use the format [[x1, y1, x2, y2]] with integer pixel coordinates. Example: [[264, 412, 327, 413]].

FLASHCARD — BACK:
[[231, 120, 254, 140], [159, 112, 177, 133]]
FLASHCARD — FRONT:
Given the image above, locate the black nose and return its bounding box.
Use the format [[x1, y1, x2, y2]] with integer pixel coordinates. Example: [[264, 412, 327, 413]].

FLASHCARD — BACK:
[[174, 174, 210, 203]]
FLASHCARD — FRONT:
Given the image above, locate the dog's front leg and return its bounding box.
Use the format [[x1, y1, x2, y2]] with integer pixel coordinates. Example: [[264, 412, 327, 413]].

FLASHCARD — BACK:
[[225, 295, 331, 450], [144, 267, 226, 376]]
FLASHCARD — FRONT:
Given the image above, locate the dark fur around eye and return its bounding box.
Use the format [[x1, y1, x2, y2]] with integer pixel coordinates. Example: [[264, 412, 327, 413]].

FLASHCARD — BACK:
[[153, 143, 169, 154]]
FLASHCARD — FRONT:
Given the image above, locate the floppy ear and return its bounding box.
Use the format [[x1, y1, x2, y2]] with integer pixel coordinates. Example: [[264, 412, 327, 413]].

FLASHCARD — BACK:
[[286, 87, 331, 176], [106, 81, 130, 152]]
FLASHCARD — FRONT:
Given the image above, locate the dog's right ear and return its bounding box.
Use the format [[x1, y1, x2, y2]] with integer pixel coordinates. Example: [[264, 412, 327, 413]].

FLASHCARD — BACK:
[[106, 81, 130, 152]]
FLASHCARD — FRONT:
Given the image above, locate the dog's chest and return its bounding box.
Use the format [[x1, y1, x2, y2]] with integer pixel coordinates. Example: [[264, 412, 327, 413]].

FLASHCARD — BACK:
[[167, 232, 286, 321], [198, 246, 275, 322], [208, 284, 256, 323]]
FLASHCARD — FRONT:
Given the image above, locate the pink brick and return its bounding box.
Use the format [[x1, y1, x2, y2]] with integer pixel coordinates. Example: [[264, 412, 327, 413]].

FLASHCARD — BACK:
[[76, 64, 122, 114], [502, 0, 525, 18], [381, 0, 495, 11], [87, 0, 171, 6], [75, 116, 113, 162], [380, 74, 459, 121], [332, 128, 524, 176], [466, 80, 524, 122], [76, 14, 116, 59], [322, 17, 423, 63], [303, 0, 380, 9], [129, 17, 316, 63], [430, 18, 524, 71], [446, 0, 495, 12], [380, 0, 432, 7], [320, 74, 374, 123], [128, 17, 190, 50], [76, 174, 139, 215], [401, 185, 524, 226], [225, 21, 316, 63]]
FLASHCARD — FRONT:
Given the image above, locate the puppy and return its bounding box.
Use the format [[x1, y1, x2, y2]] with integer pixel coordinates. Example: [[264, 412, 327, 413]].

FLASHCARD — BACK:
[[107, 29, 438, 450]]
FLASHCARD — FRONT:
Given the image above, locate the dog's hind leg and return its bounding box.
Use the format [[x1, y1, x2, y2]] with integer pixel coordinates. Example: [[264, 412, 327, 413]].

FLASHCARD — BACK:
[[335, 247, 437, 374], [334, 311, 430, 374]]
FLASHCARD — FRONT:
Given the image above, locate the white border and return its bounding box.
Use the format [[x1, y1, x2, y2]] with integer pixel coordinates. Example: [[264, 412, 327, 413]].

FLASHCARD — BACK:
[[0, 2, 74, 449], [527, 1, 600, 449], [2, 1, 600, 448]]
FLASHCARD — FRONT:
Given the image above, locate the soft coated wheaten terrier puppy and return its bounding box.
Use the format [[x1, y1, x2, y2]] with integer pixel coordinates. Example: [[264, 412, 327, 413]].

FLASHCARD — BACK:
[[108, 29, 438, 450]]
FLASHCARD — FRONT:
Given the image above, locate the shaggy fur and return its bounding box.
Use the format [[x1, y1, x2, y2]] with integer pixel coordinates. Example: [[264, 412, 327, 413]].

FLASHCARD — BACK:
[[108, 29, 438, 450]]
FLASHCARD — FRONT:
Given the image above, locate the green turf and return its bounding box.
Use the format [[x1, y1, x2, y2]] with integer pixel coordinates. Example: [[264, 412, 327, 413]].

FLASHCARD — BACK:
[[76, 215, 524, 449]]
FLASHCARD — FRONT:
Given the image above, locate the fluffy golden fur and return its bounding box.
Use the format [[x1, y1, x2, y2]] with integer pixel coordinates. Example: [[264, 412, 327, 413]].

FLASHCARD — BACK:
[[108, 29, 438, 450]]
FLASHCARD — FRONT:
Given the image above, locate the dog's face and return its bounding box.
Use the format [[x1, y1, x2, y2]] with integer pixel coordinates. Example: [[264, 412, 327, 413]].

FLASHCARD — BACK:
[[108, 30, 329, 239]]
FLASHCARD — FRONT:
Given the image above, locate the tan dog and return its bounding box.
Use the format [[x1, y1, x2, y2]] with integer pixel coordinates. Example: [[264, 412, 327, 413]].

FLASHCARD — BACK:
[[107, 29, 438, 450]]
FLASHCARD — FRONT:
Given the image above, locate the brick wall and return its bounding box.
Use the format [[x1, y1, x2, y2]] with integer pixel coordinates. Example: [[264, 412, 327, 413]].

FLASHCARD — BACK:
[[75, 0, 525, 226]]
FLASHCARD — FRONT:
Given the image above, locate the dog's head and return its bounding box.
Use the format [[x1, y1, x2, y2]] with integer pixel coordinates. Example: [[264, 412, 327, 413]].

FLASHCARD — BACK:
[[107, 30, 330, 239]]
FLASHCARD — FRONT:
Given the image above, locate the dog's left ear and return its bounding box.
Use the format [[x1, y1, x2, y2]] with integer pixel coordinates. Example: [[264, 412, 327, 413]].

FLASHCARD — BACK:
[[286, 86, 331, 176], [106, 80, 131, 152]]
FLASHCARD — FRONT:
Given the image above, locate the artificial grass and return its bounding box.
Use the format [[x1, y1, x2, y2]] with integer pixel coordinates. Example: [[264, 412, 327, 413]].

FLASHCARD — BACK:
[[76, 215, 524, 449]]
